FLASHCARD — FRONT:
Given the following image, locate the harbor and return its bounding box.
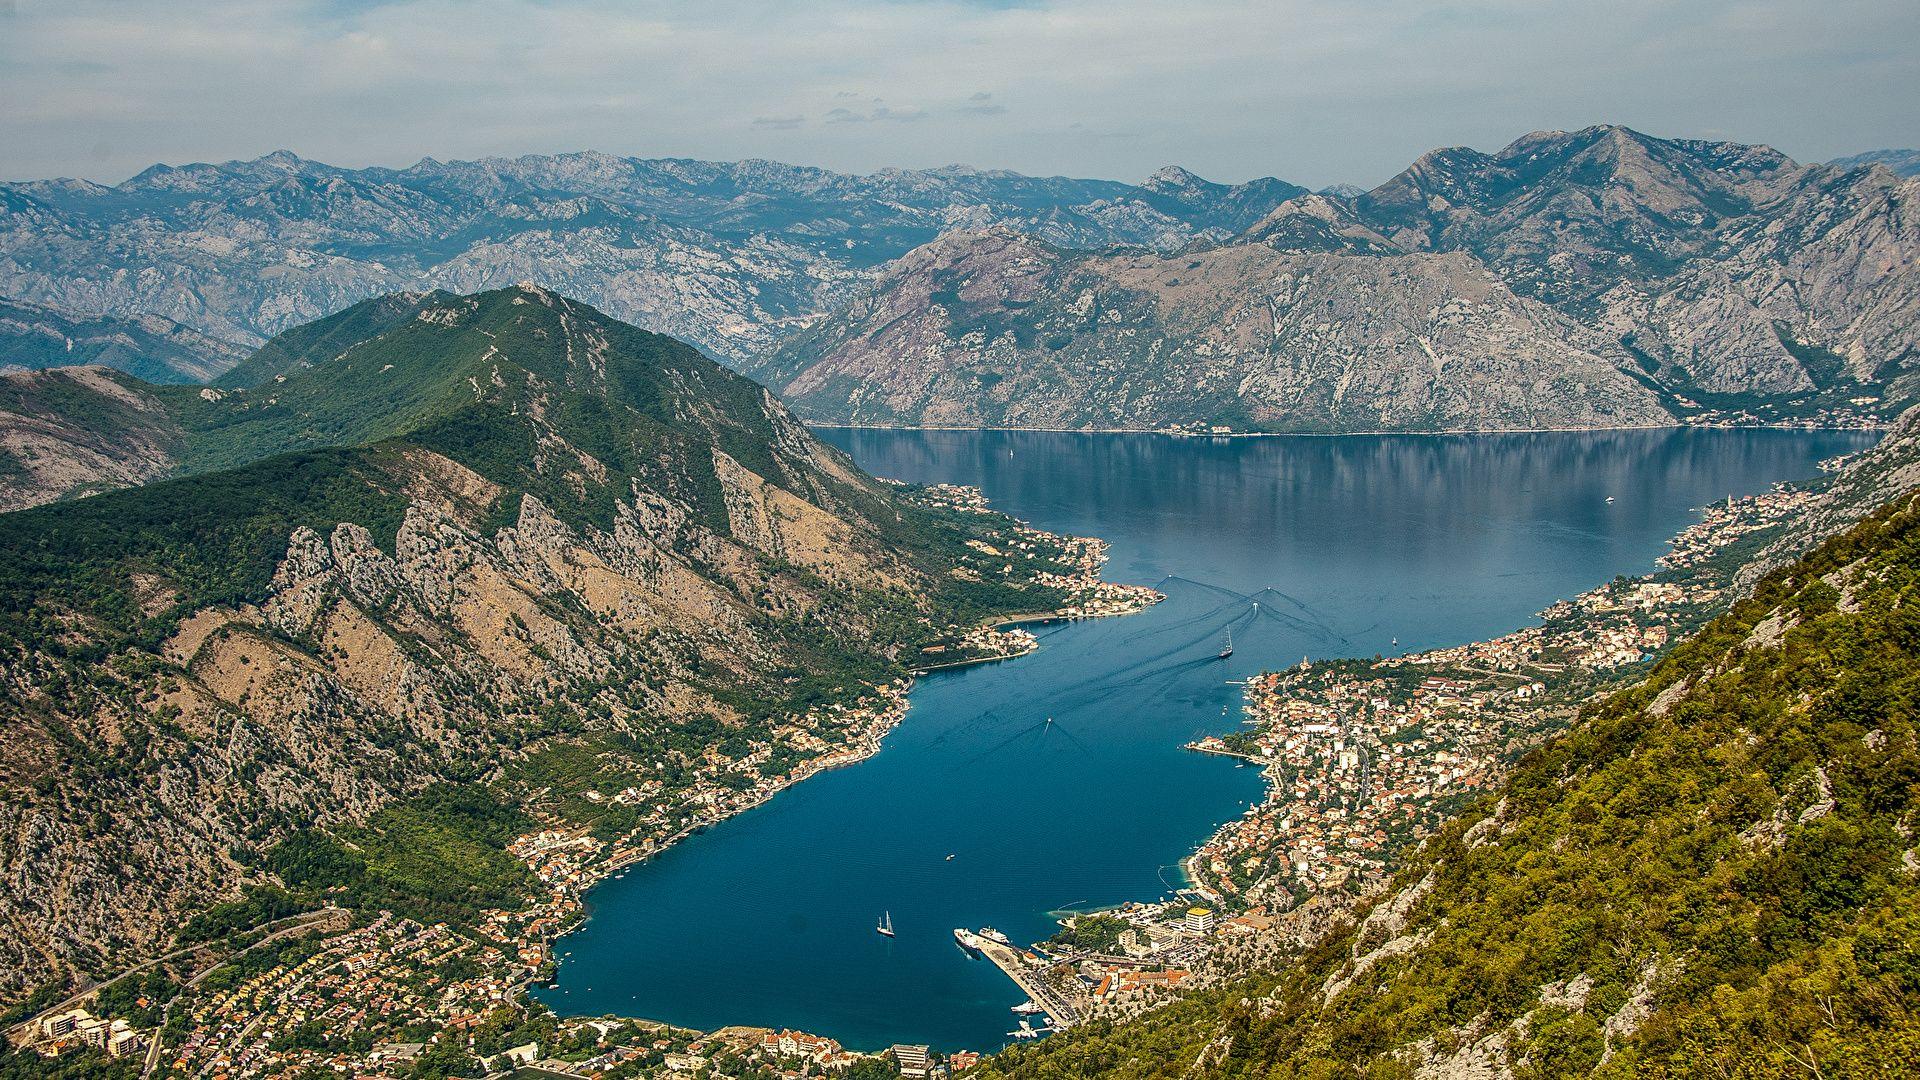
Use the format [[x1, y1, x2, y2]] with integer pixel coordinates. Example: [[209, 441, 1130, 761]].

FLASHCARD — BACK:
[[953, 931, 1085, 1033]]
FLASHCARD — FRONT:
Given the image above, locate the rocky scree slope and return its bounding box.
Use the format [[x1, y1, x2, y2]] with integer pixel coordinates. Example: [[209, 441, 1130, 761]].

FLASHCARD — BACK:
[[0, 152, 1303, 366], [0, 285, 1071, 1004], [759, 126, 1920, 431], [982, 486, 1920, 1079]]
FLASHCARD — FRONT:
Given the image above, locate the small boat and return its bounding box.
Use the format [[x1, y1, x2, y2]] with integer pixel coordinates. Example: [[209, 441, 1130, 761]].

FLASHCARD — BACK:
[[1217, 627, 1234, 660], [1606, 496, 1616, 503], [1007, 1020, 1043, 1039], [877, 911, 895, 938]]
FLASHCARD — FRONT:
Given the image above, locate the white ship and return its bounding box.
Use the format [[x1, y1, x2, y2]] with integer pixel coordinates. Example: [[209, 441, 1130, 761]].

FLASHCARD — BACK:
[[980, 927, 1013, 946], [1011, 1001, 1045, 1015], [954, 928, 986, 951], [877, 911, 895, 937]]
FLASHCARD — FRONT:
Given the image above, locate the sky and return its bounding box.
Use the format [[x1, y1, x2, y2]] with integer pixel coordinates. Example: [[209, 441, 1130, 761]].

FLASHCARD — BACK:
[[2, 0, 1916, 189]]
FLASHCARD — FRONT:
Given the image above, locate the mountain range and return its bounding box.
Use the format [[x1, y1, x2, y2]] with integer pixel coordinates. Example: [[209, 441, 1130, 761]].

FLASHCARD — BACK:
[[6, 129, 1916, 435], [755, 127, 1920, 432], [0, 286, 1080, 1003], [0, 152, 1302, 368], [0, 297, 243, 383]]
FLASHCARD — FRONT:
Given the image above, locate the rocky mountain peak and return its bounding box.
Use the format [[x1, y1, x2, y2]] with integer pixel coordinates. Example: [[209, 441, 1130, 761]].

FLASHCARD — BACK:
[[1142, 164, 1211, 192]]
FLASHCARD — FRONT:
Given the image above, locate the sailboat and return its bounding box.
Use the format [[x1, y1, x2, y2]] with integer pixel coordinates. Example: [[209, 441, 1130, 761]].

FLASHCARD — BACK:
[[1217, 627, 1234, 660], [877, 911, 895, 937]]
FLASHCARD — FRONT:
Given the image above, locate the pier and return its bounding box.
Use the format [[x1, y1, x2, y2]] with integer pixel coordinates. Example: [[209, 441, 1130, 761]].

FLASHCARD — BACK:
[[969, 935, 1087, 1031]]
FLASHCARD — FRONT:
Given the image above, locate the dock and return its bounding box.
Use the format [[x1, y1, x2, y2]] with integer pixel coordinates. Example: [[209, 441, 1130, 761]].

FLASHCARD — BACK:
[[970, 935, 1087, 1031]]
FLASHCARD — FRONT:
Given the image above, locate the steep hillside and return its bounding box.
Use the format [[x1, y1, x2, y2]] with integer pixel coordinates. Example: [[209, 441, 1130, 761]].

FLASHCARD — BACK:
[[0, 286, 1088, 1004], [0, 152, 1301, 364], [757, 228, 1673, 432], [758, 127, 1920, 431], [0, 297, 244, 383], [0, 366, 185, 511], [983, 492, 1920, 1079]]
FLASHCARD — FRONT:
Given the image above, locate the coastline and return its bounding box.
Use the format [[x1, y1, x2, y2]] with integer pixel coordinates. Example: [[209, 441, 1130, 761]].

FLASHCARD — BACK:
[[807, 418, 1886, 439], [527, 517, 1167, 1021]]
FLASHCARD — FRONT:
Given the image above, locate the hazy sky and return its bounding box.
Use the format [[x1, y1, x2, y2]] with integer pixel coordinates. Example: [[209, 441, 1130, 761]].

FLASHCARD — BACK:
[[3, 0, 1916, 188]]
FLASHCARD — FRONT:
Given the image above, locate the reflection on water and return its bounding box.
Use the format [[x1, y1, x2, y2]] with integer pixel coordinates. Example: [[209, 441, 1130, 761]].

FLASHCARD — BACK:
[[536, 427, 1874, 1051]]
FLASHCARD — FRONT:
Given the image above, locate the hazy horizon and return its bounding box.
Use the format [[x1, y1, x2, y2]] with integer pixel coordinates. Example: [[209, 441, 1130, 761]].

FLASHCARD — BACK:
[[4, 0, 1917, 189]]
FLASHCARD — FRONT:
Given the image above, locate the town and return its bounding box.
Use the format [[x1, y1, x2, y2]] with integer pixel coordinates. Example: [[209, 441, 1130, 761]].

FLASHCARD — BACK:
[[1, 480, 1823, 1077], [5, 486, 1161, 1080], [1178, 483, 1821, 920]]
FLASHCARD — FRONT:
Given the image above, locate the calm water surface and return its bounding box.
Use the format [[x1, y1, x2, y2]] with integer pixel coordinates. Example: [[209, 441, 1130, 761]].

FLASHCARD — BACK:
[[537, 428, 1874, 1051]]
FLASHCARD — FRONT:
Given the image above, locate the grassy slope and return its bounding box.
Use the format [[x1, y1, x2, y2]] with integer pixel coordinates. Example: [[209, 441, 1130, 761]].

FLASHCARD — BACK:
[[984, 494, 1920, 1079]]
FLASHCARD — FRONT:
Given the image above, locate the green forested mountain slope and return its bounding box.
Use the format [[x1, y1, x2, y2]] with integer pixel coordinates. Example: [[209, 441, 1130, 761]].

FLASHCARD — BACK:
[[0, 285, 1077, 1004], [4, 283, 863, 509], [985, 493, 1920, 1079]]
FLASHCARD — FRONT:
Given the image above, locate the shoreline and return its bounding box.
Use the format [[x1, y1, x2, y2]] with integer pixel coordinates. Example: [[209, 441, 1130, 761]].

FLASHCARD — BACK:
[[808, 419, 1887, 439], [527, 526, 1166, 1043]]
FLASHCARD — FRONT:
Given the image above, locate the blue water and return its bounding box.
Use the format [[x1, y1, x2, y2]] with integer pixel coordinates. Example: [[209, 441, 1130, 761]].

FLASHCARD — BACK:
[[536, 427, 1874, 1051]]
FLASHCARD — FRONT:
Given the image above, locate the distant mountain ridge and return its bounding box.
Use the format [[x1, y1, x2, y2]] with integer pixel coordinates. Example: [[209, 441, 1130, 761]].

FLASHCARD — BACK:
[[0, 296, 244, 383], [1831, 149, 1920, 176], [756, 126, 1920, 432], [0, 151, 1303, 364]]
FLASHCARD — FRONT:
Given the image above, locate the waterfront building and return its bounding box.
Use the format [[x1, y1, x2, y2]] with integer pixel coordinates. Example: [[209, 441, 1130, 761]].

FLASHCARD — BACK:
[[1186, 906, 1216, 934], [893, 1043, 932, 1076]]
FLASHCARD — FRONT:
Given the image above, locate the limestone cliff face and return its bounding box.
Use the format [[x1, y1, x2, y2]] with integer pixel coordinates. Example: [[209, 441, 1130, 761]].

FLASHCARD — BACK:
[[0, 444, 915, 995], [761, 229, 1672, 432], [757, 127, 1920, 430]]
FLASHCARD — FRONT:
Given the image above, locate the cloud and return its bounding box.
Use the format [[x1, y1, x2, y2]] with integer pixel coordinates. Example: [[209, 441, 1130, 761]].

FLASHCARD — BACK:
[[824, 97, 927, 124], [961, 91, 1006, 116], [1, 0, 1916, 188]]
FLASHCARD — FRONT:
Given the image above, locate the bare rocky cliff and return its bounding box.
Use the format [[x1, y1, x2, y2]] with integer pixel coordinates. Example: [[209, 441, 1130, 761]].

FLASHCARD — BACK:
[[761, 228, 1672, 432], [0, 366, 185, 511]]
